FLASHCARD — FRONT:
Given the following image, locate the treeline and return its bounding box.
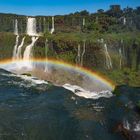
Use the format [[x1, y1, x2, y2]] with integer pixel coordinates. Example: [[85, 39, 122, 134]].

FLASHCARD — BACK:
[[0, 5, 140, 33]]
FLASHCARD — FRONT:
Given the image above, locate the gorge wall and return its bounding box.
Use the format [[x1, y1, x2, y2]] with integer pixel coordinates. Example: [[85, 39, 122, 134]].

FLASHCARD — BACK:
[[0, 6, 140, 86]]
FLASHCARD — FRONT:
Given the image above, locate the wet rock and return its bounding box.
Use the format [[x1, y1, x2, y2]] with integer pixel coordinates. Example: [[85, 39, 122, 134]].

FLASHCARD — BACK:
[[114, 123, 132, 140], [114, 122, 140, 140], [135, 101, 140, 114]]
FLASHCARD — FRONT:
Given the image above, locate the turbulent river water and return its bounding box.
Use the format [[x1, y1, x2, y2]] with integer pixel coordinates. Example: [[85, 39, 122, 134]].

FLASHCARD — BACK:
[[0, 68, 140, 140]]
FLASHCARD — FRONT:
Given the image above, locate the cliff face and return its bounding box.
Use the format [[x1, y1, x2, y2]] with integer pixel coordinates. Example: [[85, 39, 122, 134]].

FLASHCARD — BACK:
[[0, 33, 140, 86], [0, 10, 140, 86], [1, 33, 139, 71], [0, 33, 140, 71]]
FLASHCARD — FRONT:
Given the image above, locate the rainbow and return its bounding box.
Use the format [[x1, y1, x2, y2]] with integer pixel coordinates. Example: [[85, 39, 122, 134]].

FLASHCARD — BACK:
[[0, 58, 116, 90]]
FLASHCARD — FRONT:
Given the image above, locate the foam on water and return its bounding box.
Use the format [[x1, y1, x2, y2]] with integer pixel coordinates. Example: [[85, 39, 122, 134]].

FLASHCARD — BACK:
[[63, 84, 113, 99], [1, 72, 48, 85], [18, 75, 48, 85], [123, 120, 140, 132], [0, 60, 114, 99]]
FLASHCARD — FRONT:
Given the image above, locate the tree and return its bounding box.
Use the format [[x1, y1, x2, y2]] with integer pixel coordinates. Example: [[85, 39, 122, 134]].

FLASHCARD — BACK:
[[97, 9, 104, 14], [79, 10, 89, 16]]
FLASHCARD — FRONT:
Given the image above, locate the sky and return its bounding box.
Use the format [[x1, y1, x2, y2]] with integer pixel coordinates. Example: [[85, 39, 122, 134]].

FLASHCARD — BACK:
[[0, 0, 140, 16]]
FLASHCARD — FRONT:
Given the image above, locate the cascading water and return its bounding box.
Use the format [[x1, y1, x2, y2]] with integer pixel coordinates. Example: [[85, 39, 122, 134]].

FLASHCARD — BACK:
[[121, 39, 125, 57], [119, 48, 122, 69], [43, 17, 46, 33], [13, 35, 19, 60], [104, 43, 113, 69], [26, 17, 38, 36], [23, 37, 39, 68], [76, 44, 81, 65], [81, 41, 86, 66], [44, 39, 49, 72], [50, 16, 55, 34], [123, 17, 126, 25], [20, 17, 39, 69], [16, 37, 26, 60], [13, 19, 19, 60], [14, 19, 18, 35], [98, 39, 112, 69], [23, 37, 39, 61], [82, 18, 85, 26]]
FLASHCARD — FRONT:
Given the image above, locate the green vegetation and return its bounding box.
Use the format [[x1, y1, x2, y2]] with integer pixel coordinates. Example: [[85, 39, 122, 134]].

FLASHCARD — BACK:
[[0, 5, 140, 87], [21, 73, 32, 76]]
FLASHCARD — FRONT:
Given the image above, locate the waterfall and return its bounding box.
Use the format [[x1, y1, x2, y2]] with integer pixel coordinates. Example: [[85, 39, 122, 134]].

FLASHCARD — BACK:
[[50, 16, 55, 34], [20, 17, 39, 69], [26, 17, 38, 36], [16, 37, 26, 60], [104, 44, 112, 69], [43, 17, 46, 32], [76, 44, 81, 65], [12, 35, 19, 60], [81, 41, 86, 66], [23, 37, 39, 61], [48, 21, 50, 32], [14, 19, 18, 35], [123, 17, 126, 25], [82, 18, 85, 26], [121, 39, 125, 57], [119, 48, 122, 69], [44, 39, 49, 72], [22, 36, 38, 69], [12, 19, 19, 60]]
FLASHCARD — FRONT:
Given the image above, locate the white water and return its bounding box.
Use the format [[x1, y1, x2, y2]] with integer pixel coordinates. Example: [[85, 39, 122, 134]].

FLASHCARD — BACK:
[[63, 84, 113, 99], [44, 39, 49, 72], [26, 17, 38, 36], [83, 18, 85, 26], [12, 19, 19, 60], [14, 19, 18, 35], [123, 120, 140, 132], [81, 41, 86, 66], [18, 75, 48, 85], [50, 16, 55, 34], [22, 37, 38, 69], [104, 44, 113, 69], [76, 44, 81, 65], [16, 37, 26, 60], [119, 48, 122, 69], [12, 35, 19, 60], [23, 37, 39, 60], [123, 17, 126, 25], [43, 17, 46, 32]]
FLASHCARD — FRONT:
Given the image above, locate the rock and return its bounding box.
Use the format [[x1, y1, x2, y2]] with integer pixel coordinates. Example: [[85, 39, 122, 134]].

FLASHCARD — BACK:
[[114, 122, 140, 140], [114, 123, 132, 140], [21, 73, 32, 76]]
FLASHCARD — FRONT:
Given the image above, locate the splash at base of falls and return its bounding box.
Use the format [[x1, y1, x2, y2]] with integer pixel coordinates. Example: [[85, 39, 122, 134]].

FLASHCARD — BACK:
[[0, 60, 115, 100], [63, 84, 113, 99]]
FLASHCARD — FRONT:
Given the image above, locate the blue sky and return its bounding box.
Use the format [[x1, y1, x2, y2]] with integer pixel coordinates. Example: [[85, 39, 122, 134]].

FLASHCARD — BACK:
[[0, 0, 140, 16]]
